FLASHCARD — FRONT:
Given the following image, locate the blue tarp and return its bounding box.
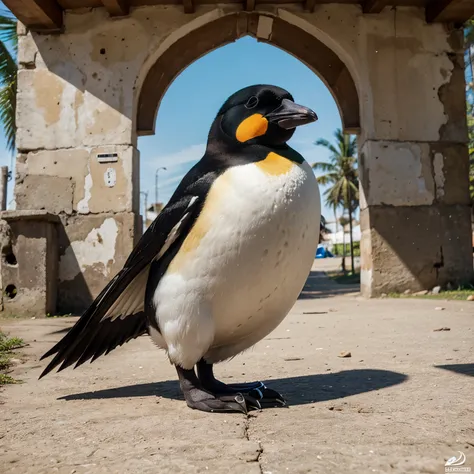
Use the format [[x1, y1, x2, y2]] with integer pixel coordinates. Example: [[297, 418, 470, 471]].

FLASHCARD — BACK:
[[316, 246, 334, 259]]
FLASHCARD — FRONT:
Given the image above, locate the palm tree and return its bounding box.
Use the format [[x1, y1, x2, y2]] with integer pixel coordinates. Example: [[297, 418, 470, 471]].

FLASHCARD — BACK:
[[0, 11, 17, 153], [312, 128, 359, 273], [338, 215, 349, 272]]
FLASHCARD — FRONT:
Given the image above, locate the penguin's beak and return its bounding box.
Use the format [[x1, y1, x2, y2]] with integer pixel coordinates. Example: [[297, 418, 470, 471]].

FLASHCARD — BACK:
[[265, 98, 318, 130]]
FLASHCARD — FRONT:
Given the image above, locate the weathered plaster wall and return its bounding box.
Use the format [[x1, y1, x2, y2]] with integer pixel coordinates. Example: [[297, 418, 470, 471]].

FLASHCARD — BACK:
[[287, 6, 472, 294], [13, 4, 472, 307], [354, 17, 471, 295], [56, 212, 137, 313], [0, 211, 59, 317]]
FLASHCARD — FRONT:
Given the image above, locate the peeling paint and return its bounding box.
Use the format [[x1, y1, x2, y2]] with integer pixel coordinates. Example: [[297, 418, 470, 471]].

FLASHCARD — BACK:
[[74, 89, 84, 129], [363, 141, 435, 207], [436, 40, 468, 143], [86, 106, 122, 137], [433, 152, 445, 199], [33, 70, 65, 125], [59, 218, 118, 281], [77, 167, 92, 214], [415, 154, 428, 196], [360, 268, 372, 291]]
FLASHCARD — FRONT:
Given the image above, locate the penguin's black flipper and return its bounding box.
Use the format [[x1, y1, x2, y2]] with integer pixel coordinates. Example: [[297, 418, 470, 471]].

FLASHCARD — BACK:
[[39, 189, 205, 379]]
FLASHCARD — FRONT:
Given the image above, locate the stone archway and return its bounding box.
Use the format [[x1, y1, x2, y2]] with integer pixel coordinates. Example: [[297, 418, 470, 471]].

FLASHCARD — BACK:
[[134, 8, 473, 299], [8, 4, 473, 313], [136, 11, 360, 137]]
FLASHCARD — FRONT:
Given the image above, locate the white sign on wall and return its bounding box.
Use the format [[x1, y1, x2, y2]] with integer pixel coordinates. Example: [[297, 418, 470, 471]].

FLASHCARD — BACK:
[[104, 168, 116, 187]]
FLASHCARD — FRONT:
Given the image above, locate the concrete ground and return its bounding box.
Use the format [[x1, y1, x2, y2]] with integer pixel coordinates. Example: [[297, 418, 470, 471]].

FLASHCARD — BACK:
[[1, 261, 473, 474]]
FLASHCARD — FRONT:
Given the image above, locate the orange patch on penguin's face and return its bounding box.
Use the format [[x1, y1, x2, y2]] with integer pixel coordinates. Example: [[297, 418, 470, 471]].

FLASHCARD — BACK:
[[235, 114, 268, 143]]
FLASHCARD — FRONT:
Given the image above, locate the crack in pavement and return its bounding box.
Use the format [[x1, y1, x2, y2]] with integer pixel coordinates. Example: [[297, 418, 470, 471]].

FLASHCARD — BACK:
[[244, 413, 264, 473]]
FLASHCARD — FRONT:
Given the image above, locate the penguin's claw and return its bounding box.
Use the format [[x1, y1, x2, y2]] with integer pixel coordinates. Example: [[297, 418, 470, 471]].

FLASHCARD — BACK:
[[247, 386, 287, 408], [242, 393, 262, 411], [210, 379, 287, 409], [195, 363, 286, 411], [183, 388, 250, 414]]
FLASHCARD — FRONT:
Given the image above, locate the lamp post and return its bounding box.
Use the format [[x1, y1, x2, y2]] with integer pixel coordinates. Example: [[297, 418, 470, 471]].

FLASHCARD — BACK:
[[155, 167, 167, 213]]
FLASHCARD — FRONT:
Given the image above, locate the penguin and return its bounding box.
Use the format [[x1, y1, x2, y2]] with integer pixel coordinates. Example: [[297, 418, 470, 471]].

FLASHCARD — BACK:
[[39, 84, 321, 414]]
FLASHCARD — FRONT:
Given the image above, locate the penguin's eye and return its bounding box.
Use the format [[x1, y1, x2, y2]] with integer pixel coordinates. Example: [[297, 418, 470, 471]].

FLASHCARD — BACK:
[[245, 96, 259, 109]]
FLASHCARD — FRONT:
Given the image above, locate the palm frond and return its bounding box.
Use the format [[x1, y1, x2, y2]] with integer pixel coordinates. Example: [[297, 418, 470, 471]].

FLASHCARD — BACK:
[[316, 172, 339, 186], [0, 13, 17, 152], [0, 80, 16, 152], [324, 178, 344, 210], [349, 179, 359, 196], [316, 175, 331, 186], [0, 38, 15, 85], [0, 12, 17, 55], [311, 161, 335, 172], [317, 173, 339, 185], [314, 138, 339, 157]]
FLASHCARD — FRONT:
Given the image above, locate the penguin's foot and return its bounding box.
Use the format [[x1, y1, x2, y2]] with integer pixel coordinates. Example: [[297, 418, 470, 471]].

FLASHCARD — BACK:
[[175, 365, 260, 414], [196, 360, 286, 409]]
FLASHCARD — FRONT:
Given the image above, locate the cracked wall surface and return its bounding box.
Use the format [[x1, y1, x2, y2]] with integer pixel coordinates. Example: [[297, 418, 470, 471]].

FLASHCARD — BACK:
[[13, 4, 473, 308], [357, 23, 471, 295]]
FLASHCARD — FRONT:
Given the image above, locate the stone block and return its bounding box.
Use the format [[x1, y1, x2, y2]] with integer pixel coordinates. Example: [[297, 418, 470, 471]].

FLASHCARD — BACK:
[[360, 204, 473, 296], [16, 21, 27, 36], [16, 148, 88, 212], [359, 141, 435, 208], [18, 34, 37, 68], [16, 69, 66, 150], [57, 212, 137, 313], [0, 211, 60, 317], [15, 69, 133, 151], [15, 175, 74, 214], [81, 146, 138, 214], [360, 140, 471, 211], [15, 146, 138, 214]]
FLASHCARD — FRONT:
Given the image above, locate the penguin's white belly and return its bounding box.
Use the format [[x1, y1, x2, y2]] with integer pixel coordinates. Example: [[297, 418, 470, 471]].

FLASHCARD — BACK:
[[151, 157, 321, 369]]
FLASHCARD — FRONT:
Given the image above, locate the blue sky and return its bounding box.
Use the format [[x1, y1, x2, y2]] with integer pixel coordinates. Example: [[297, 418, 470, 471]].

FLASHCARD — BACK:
[[0, 7, 344, 220], [139, 36, 342, 218]]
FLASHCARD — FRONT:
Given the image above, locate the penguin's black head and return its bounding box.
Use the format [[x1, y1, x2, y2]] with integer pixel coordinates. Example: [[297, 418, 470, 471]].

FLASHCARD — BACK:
[[216, 85, 317, 147]]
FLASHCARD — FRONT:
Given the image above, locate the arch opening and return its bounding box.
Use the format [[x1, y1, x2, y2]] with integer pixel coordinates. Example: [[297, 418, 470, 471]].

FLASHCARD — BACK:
[[135, 12, 362, 281], [135, 12, 360, 138], [136, 30, 359, 272]]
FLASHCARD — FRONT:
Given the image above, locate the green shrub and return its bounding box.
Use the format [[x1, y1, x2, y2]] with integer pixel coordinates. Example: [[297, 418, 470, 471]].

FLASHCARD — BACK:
[[332, 242, 360, 257]]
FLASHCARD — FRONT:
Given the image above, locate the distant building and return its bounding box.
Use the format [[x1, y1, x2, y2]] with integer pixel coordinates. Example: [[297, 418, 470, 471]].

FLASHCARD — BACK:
[[143, 202, 163, 229], [320, 219, 360, 250]]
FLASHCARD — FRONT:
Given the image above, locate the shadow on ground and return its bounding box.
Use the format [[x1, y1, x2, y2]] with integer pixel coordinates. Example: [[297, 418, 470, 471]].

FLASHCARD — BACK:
[[434, 363, 474, 377], [50, 327, 72, 335], [59, 369, 407, 405], [299, 271, 360, 299]]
